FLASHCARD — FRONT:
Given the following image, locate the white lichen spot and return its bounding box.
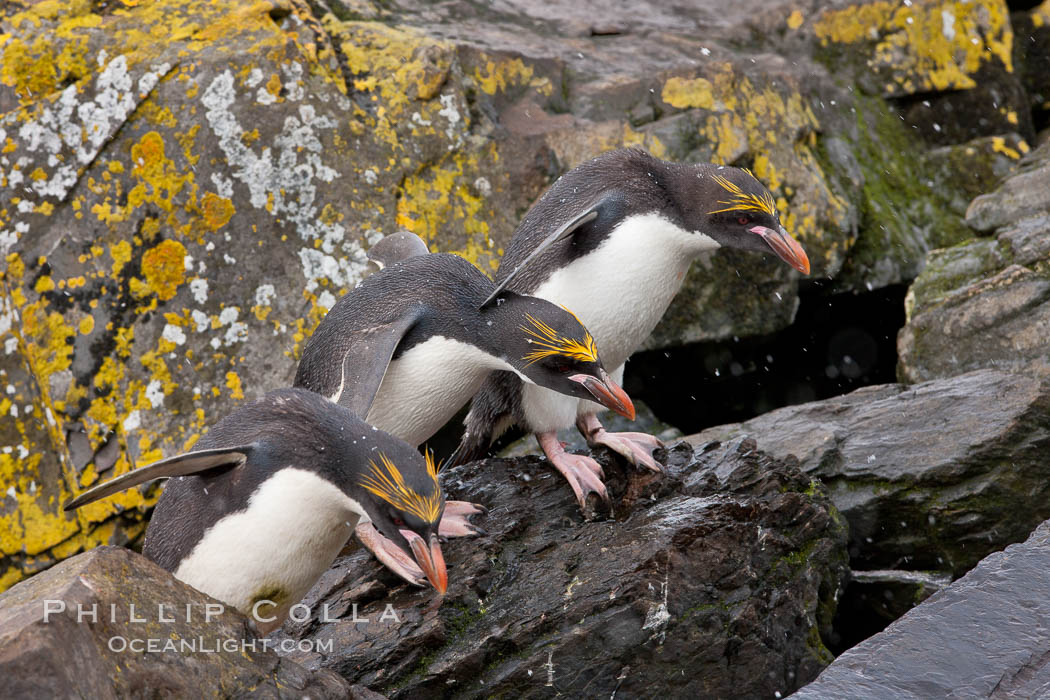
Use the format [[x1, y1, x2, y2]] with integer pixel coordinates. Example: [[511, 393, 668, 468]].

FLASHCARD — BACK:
[[123, 409, 141, 432], [246, 68, 265, 88], [256, 86, 277, 106], [282, 62, 305, 101], [255, 283, 276, 307], [363, 169, 378, 185], [209, 337, 221, 350], [218, 307, 239, 326], [224, 322, 248, 346], [941, 9, 956, 41], [162, 323, 186, 346], [317, 290, 336, 310], [211, 172, 234, 199], [191, 309, 210, 333], [190, 278, 209, 304], [201, 70, 370, 292], [145, 379, 165, 408], [473, 177, 492, 197], [4, 337, 17, 355], [438, 93, 463, 143]]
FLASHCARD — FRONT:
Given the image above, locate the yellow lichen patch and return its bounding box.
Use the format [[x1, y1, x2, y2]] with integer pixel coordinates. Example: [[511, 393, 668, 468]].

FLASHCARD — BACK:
[[327, 19, 455, 150], [127, 131, 192, 214], [474, 56, 551, 96], [396, 152, 492, 253], [0, 23, 93, 103], [662, 76, 716, 110], [814, 0, 1013, 95], [201, 192, 235, 231], [138, 239, 187, 301], [34, 275, 55, 293], [225, 371, 244, 400], [78, 315, 94, 335], [991, 136, 1022, 159], [787, 10, 805, 29], [20, 302, 76, 406], [110, 240, 132, 276], [1035, 0, 1050, 27], [0, 453, 79, 557]]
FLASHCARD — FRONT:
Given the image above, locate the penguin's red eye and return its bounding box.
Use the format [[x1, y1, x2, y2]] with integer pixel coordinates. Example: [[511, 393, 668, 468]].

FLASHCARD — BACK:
[[392, 517, 406, 527], [737, 216, 749, 225], [556, 364, 571, 374]]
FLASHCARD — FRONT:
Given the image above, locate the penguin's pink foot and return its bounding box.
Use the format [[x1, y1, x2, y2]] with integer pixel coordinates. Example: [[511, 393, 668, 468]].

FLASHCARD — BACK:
[[438, 500, 487, 538], [537, 431, 609, 510], [577, 414, 664, 472], [355, 522, 425, 587]]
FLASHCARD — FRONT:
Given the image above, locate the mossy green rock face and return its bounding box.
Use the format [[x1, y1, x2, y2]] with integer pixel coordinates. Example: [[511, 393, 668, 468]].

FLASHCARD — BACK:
[[0, 0, 1015, 589], [899, 142, 1050, 384]]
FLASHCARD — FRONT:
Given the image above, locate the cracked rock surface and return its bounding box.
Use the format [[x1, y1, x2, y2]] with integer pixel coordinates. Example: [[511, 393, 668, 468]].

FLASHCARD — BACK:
[[272, 439, 848, 699]]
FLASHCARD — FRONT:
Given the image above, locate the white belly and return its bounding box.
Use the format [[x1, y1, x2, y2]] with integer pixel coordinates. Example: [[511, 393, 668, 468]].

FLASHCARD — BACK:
[[520, 213, 717, 429], [366, 336, 513, 447], [173, 469, 365, 627]]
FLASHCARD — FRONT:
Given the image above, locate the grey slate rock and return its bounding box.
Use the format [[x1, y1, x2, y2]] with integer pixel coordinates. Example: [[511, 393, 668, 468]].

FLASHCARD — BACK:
[[792, 520, 1050, 700], [688, 366, 1050, 577]]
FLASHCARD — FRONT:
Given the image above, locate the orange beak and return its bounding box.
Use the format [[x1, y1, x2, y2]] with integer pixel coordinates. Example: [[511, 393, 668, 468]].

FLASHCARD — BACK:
[[405, 531, 447, 594], [750, 225, 810, 275], [570, 369, 635, 420]]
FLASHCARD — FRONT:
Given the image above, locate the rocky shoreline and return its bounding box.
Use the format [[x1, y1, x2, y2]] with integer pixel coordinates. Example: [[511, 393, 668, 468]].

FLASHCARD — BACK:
[[4, 0, 1050, 697]]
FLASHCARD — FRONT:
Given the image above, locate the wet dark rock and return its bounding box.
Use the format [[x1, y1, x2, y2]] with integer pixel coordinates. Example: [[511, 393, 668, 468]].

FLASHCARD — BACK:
[[794, 520, 1050, 700], [273, 439, 848, 699], [0, 546, 360, 699], [689, 366, 1050, 578], [829, 569, 951, 654]]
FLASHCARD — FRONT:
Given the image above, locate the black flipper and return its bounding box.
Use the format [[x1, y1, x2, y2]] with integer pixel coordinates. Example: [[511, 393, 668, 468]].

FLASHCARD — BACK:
[[367, 231, 430, 269], [63, 446, 251, 510], [448, 371, 520, 466], [480, 207, 600, 308], [332, 306, 425, 418]]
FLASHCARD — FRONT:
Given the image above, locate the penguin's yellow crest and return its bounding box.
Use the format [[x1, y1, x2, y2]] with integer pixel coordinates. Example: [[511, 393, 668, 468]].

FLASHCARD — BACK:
[[359, 452, 442, 523], [707, 172, 777, 217], [520, 311, 599, 366]]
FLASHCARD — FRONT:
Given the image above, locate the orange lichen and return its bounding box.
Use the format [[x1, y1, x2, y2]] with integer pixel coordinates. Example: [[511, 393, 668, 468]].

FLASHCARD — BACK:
[[139, 239, 187, 301]]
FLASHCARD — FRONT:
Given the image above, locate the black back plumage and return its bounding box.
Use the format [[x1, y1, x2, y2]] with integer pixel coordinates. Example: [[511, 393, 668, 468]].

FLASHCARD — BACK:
[[294, 254, 495, 399], [143, 388, 429, 571], [494, 149, 678, 292]]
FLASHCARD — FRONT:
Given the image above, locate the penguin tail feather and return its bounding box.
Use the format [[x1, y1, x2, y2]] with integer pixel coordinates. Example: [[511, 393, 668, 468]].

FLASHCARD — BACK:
[[447, 373, 519, 467]]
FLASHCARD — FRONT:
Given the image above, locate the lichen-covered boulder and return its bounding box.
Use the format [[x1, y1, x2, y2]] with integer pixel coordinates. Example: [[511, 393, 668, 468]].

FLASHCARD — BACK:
[[898, 141, 1050, 383], [0, 0, 1020, 590]]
